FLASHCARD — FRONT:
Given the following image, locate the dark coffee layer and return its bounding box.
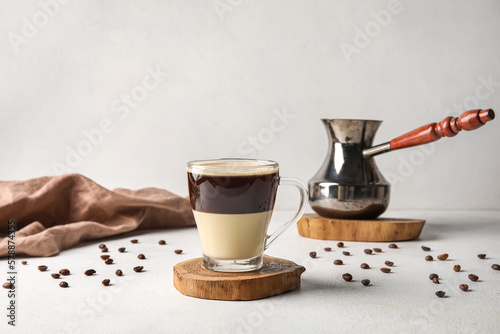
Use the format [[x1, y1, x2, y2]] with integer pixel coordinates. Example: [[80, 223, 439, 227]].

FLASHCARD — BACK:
[[187, 172, 279, 214]]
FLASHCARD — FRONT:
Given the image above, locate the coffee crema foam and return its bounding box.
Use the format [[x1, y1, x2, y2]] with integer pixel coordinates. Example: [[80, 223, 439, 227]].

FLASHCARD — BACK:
[[187, 161, 278, 176]]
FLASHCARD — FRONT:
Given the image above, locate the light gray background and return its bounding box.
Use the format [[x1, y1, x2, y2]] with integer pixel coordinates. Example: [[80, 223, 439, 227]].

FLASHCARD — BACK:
[[1, 0, 499, 210]]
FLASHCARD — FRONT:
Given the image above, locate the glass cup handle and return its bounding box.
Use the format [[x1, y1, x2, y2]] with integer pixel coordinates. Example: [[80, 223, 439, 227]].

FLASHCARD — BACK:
[[265, 177, 308, 250]]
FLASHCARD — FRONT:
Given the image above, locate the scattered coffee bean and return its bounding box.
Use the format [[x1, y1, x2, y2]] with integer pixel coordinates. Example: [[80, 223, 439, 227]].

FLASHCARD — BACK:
[[98, 244, 106, 249], [492, 264, 500, 271], [421, 246, 431, 251], [101, 255, 110, 260], [138, 254, 146, 260], [324, 247, 332, 252], [174, 250, 183, 254], [101, 247, 108, 253], [373, 248, 382, 253], [342, 273, 352, 282], [337, 242, 344, 248], [477, 254, 486, 259], [459, 284, 469, 292], [102, 279, 110, 286], [309, 252, 317, 258], [361, 279, 370, 286], [51, 273, 60, 279], [84, 269, 96, 276], [131, 239, 138, 244], [429, 274, 439, 280], [118, 247, 126, 253], [385, 261, 394, 267], [468, 274, 479, 282], [105, 258, 113, 265], [158, 240, 166, 245], [334, 259, 343, 265], [425, 255, 434, 261], [21, 261, 27, 265], [435, 291, 445, 298], [115, 270, 123, 276], [437, 254, 448, 261], [453, 265, 461, 272], [364, 249, 373, 255], [360, 263, 370, 269], [432, 277, 440, 284], [38, 265, 48, 271], [380, 268, 391, 273], [59, 281, 68, 288], [388, 244, 398, 249], [59, 269, 70, 276], [342, 251, 350, 256], [133, 266, 144, 272], [2, 282, 13, 289]]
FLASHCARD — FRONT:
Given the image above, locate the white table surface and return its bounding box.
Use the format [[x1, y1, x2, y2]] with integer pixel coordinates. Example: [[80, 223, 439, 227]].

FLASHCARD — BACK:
[[2, 210, 500, 334]]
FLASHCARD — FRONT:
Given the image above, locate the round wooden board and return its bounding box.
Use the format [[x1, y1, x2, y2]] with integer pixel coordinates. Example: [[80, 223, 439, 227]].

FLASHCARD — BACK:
[[297, 213, 425, 242], [173, 255, 305, 301]]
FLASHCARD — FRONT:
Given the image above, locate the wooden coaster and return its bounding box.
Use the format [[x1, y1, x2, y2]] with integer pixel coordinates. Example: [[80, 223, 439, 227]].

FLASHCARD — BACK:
[[297, 213, 425, 242], [173, 255, 305, 301]]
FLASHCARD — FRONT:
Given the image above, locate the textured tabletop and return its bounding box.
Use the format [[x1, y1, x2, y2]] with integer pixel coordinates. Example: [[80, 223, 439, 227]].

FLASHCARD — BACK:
[[2, 210, 499, 334]]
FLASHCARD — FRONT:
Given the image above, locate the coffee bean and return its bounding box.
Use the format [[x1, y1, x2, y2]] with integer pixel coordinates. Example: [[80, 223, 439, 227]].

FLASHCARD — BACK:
[[118, 247, 126, 253], [421, 246, 431, 251], [380, 268, 391, 273], [435, 291, 445, 298], [59, 269, 70, 276], [59, 281, 68, 288], [101, 255, 110, 260], [468, 274, 479, 282], [385, 261, 394, 267], [84, 269, 96, 276], [115, 270, 123, 276], [429, 273, 438, 280], [361, 279, 370, 286], [342, 273, 352, 282], [453, 265, 461, 272], [133, 266, 143, 272], [360, 263, 370, 269], [21, 261, 27, 265], [138, 254, 146, 260], [373, 248, 382, 253], [459, 284, 469, 292], [174, 250, 183, 254], [492, 264, 500, 271], [477, 254, 486, 259], [342, 251, 350, 256], [309, 252, 317, 258], [334, 259, 343, 265], [2, 282, 13, 289], [158, 240, 166, 245], [99, 244, 106, 249], [101, 247, 108, 253], [437, 254, 448, 261], [102, 279, 110, 286], [364, 249, 373, 255], [51, 273, 60, 279], [38, 265, 48, 271], [432, 277, 440, 284], [337, 242, 344, 248], [425, 255, 433, 261], [105, 258, 113, 265], [324, 247, 332, 252], [131, 239, 138, 244], [388, 244, 398, 249]]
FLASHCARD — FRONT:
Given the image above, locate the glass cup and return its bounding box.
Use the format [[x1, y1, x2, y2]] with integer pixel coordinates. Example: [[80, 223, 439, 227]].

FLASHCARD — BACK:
[[187, 158, 308, 272]]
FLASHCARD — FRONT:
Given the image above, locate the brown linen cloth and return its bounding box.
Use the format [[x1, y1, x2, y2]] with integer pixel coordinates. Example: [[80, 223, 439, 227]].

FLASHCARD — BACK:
[[0, 174, 195, 257]]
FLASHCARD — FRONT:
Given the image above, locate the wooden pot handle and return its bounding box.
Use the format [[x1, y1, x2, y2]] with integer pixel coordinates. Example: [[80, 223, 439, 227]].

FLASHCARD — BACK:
[[390, 109, 495, 150]]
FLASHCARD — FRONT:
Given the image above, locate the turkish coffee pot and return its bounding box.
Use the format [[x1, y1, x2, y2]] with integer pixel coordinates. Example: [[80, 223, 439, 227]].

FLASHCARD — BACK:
[[309, 109, 495, 220]]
